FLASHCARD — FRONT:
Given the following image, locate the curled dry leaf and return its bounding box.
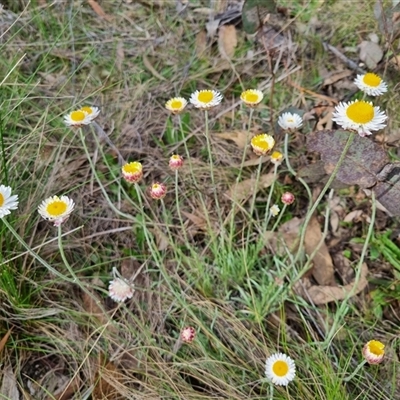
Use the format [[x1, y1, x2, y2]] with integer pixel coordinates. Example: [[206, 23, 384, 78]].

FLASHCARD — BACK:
[[225, 173, 275, 203], [294, 263, 368, 305], [218, 25, 237, 60], [304, 217, 335, 285], [265, 217, 335, 285], [358, 40, 383, 70], [195, 29, 208, 57], [215, 131, 248, 149]]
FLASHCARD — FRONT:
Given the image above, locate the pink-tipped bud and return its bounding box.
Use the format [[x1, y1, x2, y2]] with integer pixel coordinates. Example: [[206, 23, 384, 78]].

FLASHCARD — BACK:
[[150, 182, 167, 200], [181, 326, 196, 343], [281, 192, 295, 205], [362, 340, 385, 364], [122, 162, 143, 183], [169, 154, 184, 170]]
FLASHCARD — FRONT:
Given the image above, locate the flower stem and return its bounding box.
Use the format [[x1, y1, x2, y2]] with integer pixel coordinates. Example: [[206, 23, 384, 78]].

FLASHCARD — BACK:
[[3, 218, 71, 281], [284, 132, 312, 205], [343, 359, 367, 382], [293, 133, 355, 267]]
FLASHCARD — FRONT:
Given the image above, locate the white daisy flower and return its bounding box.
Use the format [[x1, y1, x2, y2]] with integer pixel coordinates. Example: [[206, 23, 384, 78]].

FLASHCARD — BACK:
[[108, 278, 134, 302], [332, 100, 387, 137], [240, 89, 263, 107], [165, 97, 188, 114], [354, 73, 388, 96], [63, 110, 92, 127], [189, 90, 223, 110], [38, 195, 75, 226], [269, 204, 280, 217], [278, 112, 303, 131], [0, 185, 19, 218], [79, 106, 100, 122], [265, 353, 296, 386]]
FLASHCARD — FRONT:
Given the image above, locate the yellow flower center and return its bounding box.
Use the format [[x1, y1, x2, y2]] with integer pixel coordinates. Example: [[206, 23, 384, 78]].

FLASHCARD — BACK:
[[80, 106, 93, 114], [46, 200, 67, 216], [70, 110, 86, 122], [0, 192, 4, 207], [198, 91, 214, 103], [152, 184, 161, 190], [170, 100, 183, 109], [244, 92, 259, 102], [251, 134, 275, 151], [346, 101, 374, 124], [363, 73, 381, 87], [272, 360, 289, 377], [271, 151, 283, 161], [123, 162, 142, 174], [369, 340, 385, 356]]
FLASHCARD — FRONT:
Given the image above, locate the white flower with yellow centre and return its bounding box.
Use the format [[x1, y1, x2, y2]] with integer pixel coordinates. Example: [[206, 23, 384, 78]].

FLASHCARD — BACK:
[[332, 100, 387, 137], [265, 353, 296, 386], [79, 106, 100, 122], [189, 90, 223, 110], [354, 73, 387, 96], [278, 112, 303, 131], [240, 89, 263, 107], [63, 110, 92, 127], [165, 97, 188, 114], [38, 195, 75, 226], [0, 185, 19, 218]]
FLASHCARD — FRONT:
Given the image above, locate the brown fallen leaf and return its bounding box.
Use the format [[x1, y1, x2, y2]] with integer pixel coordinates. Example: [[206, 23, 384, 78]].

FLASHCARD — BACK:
[[294, 263, 368, 305], [0, 328, 12, 354], [225, 173, 275, 203], [87, 0, 112, 21], [195, 29, 208, 57], [304, 217, 335, 285], [215, 130, 249, 149], [142, 54, 166, 81], [92, 354, 123, 399], [116, 40, 124, 72], [181, 211, 208, 232], [218, 25, 237, 60], [322, 69, 352, 86], [264, 216, 335, 286], [242, 156, 270, 167], [0, 365, 19, 400]]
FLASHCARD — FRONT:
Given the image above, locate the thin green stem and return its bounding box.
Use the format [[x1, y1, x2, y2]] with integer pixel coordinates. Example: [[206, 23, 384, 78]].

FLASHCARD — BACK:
[[78, 127, 136, 222], [203, 110, 223, 228], [3, 218, 73, 282], [325, 191, 376, 345], [343, 359, 367, 382], [0, 121, 8, 184], [261, 163, 279, 231], [292, 133, 356, 268], [228, 107, 254, 244], [284, 132, 312, 205], [57, 225, 109, 315]]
